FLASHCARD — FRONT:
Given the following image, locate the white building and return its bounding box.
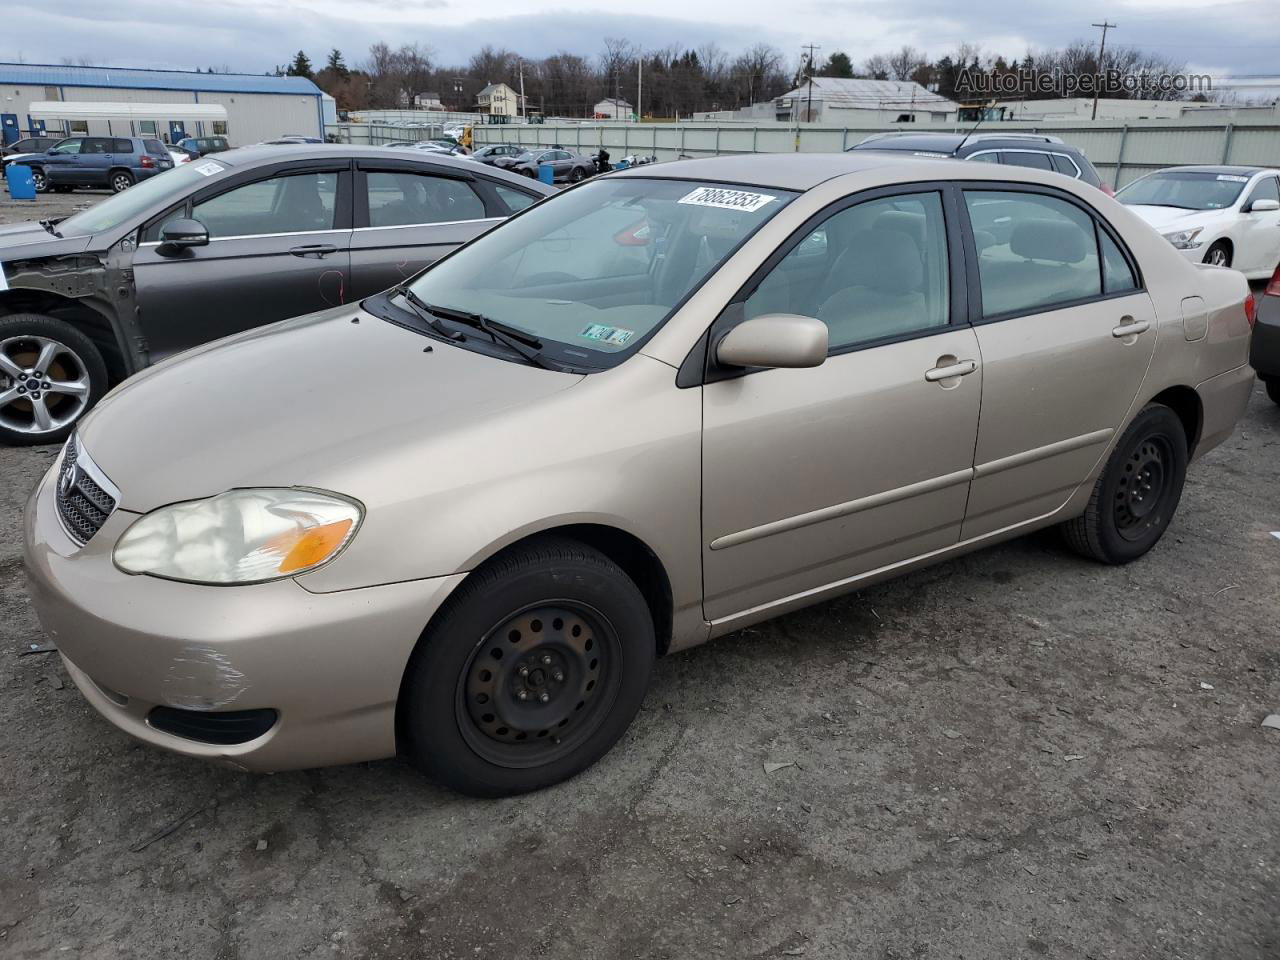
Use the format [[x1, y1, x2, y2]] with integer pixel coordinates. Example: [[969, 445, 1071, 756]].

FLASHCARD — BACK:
[[476, 83, 518, 118], [593, 97, 633, 119], [0, 63, 326, 147], [989, 96, 1280, 122]]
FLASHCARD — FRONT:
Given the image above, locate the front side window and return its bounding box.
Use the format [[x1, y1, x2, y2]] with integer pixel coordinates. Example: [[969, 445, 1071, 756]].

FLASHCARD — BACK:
[[57, 160, 230, 238], [1117, 171, 1248, 211], [403, 178, 796, 367], [744, 192, 950, 350], [1244, 176, 1279, 209], [965, 190, 1102, 317], [192, 172, 338, 238], [366, 171, 485, 227], [50, 139, 82, 155]]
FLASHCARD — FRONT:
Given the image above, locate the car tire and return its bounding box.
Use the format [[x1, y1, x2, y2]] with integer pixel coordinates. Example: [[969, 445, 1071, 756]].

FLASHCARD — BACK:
[[0, 313, 109, 446], [570, 167, 586, 183], [1266, 378, 1280, 406], [1062, 404, 1188, 564], [30, 168, 49, 193], [109, 170, 135, 193], [1203, 241, 1231, 268], [402, 536, 655, 797], [52, 185, 75, 193]]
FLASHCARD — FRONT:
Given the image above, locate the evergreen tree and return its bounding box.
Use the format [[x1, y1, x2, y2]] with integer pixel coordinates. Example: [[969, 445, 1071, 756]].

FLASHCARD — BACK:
[[286, 50, 314, 79]]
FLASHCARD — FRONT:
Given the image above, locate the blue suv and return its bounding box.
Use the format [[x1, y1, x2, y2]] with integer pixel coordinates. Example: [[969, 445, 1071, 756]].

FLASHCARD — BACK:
[[18, 136, 174, 194]]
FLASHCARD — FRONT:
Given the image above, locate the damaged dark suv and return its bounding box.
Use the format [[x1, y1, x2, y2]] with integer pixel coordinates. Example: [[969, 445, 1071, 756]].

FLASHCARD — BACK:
[[0, 145, 552, 444]]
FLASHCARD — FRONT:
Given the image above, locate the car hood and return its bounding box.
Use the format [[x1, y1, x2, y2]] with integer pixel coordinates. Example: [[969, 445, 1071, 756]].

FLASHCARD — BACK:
[[77, 304, 585, 512], [0, 220, 95, 258], [1122, 205, 1227, 232]]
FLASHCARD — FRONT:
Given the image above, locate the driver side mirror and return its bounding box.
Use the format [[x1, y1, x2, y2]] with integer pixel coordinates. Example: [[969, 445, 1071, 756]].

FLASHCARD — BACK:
[[1248, 198, 1280, 213], [715, 314, 828, 370], [158, 218, 209, 252]]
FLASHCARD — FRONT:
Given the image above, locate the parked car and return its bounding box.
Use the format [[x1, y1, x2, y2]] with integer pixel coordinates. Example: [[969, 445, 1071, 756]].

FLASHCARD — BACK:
[[14, 136, 174, 194], [262, 135, 324, 144], [850, 133, 1111, 194], [472, 144, 525, 170], [1, 136, 61, 170], [176, 136, 231, 157], [1250, 262, 1280, 403], [0, 144, 552, 444], [510, 148, 596, 183], [23, 153, 1254, 795], [1116, 165, 1280, 278], [167, 147, 194, 166]]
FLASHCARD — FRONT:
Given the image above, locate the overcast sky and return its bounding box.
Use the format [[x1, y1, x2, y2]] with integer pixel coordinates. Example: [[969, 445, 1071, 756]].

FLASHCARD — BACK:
[[6, 0, 1278, 77]]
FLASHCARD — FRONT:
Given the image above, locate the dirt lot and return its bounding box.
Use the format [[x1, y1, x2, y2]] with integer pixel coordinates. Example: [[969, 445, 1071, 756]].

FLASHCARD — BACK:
[[1, 189, 1278, 960]]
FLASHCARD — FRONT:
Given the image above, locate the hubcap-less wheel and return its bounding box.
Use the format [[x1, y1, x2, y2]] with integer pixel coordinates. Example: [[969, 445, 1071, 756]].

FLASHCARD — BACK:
[[1114, 437, 1172, 541], [457, 602, 620, 768], [111, 173, 133, 193], [0, 336, 92, 437]]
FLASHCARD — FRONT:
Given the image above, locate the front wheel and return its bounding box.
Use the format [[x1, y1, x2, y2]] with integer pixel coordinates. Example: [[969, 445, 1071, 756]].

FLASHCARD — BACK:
[[570, 167, 586, 183], [1203, 241, 1231, 268], [1061, 404, 1188, 564], [402, 537, 655, 797], [0, 314, 108, 446], [30, 168, 49, 193]]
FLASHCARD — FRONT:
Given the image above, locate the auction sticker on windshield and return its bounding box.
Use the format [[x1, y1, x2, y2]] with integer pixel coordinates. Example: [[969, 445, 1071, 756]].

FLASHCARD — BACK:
[[193, 160, 225, 177], [580, 323, 635, 346], [1216, 175, 1249, 182], [678, 187, 777, 212]]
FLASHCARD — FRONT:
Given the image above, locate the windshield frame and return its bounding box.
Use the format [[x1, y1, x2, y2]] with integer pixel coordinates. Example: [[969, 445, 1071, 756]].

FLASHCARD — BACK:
[[382, 175, 799, 372], [54, 158, 232, 239], [1116, 170, 1251, 211]]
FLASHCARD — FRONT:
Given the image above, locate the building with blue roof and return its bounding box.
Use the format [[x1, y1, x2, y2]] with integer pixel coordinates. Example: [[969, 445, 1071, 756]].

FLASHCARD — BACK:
[[0, 63, 330, 146]]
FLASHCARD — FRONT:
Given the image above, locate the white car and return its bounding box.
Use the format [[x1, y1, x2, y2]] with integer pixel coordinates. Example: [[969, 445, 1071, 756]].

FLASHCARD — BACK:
[[1117, 165, 1280, 279], [166, 148, 192, 166]]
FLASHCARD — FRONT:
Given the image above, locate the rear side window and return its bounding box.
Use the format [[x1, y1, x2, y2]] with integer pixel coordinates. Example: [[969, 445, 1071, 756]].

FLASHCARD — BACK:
[[1050, 154, 1079, 177], [494, 184, 538, 213], [1000, 151, 1054, 171], [964, 190, 1101, 317], [1100, 230, 1138, 294], [144, 140, 168, 156], [113, 139, 134, 154], [366, 171, 485, 226], [82, 138, 112, 155]]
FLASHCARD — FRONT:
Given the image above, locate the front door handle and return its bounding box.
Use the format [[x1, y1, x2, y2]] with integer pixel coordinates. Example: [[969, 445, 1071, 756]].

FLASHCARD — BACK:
[[925, 359, 978, 382], [290, 244, 338, 258], [1112, 317, 1151, 338]]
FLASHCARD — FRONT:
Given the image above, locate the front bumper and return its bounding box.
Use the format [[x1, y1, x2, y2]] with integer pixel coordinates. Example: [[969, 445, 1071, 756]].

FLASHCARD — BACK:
[[1250, 297, 1280, 379], [24, 462, 464, 772]]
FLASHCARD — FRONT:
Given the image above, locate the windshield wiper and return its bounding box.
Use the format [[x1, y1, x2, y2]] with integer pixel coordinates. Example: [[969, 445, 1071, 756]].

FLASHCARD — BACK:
[[38, 219, 62, 238], [390, 284, 464, 342], [416, 301, 555, 370]]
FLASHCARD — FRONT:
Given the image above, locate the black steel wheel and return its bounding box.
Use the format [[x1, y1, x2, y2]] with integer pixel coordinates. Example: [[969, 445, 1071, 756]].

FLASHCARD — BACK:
[[402, 536, 655, 796], [1062, 404, 1188, 564]]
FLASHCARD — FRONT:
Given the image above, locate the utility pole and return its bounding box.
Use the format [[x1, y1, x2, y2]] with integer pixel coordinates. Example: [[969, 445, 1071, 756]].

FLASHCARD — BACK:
[[802, 43, 821, 123], [1090, 21, 1116, 120], [518, 59, 526, 119], [637, 55, 643, 122]]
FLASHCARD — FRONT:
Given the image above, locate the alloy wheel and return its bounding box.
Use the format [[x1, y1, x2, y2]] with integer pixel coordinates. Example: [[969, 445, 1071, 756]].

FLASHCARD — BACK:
[[31, 169, 47, 192], [456, 601, 621, 769], [0, 336, 92, 437], [111, 173, 133, 193]]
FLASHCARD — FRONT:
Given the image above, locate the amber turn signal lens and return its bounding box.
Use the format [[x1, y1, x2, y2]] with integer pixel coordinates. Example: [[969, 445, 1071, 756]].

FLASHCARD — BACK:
[[278, 518, 354, 574]]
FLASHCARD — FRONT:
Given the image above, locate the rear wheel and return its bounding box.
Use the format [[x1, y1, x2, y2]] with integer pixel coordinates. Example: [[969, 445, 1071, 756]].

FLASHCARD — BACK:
[[109, 170, 135, 193], [0, 314, 108, 446], [402, 537, 655, 797], [1062, 404, 1188, 564], [1203, 241, 1231, 267]]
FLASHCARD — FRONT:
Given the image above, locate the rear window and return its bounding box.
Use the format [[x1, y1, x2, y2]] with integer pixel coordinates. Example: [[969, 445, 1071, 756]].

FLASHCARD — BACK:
[[1050, 155, 1079, 177], [144, 140, 168, 156]]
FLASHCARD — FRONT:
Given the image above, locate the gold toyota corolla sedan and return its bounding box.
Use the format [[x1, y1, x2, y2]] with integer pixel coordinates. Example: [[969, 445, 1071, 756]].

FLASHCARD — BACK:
[[24, 152, 1255, 796]]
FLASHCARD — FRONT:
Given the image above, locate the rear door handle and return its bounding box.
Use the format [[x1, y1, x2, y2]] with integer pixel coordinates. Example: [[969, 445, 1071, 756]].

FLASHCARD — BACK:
[[1112, 318, 1151, 338], [924, 359, 978, 382], [290, 244, 338, 258]]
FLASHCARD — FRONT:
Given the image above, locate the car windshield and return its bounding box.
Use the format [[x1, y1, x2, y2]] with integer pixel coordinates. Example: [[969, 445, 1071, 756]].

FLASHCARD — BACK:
[[403, 177, 796, 367], [55, 160, 228, 237], [1117, 171, 1249, 210]]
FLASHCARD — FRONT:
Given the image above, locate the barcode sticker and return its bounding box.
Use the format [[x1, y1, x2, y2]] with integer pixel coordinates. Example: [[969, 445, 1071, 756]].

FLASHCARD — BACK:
[[678, 187, 777, 212]]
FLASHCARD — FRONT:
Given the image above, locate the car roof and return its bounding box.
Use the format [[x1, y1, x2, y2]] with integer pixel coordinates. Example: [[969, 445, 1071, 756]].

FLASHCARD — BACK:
[[612, 151, 912, 191], [854, 134, 1077, 154], [1151, 164, 1273, 176]]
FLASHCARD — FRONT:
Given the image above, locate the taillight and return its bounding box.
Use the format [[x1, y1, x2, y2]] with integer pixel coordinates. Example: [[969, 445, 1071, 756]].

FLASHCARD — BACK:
[[1266, 263, 1280, 298], [139, 155, 154, 168], [1244, 292, 1257, 328]]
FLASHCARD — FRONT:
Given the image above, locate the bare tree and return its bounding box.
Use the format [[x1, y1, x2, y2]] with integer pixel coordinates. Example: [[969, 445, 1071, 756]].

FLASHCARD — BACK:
[[860, 54, 891, 80], [887, 45, 926, 82]]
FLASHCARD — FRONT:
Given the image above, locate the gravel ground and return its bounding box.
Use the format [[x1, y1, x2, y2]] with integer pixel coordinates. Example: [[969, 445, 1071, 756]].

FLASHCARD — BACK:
[[1, 190, 1278, 960]]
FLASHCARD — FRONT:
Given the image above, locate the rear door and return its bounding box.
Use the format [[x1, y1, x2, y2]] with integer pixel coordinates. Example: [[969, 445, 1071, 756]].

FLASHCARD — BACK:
[[77, 137, 115, 186], [132, 160, 353, 360], [957, 184, 1158, 539], [349, 160, 505, 297]]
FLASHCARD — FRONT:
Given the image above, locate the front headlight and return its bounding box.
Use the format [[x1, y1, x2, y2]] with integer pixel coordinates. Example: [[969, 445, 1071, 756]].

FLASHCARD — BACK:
[[1161, 227, 1204, 250], [113, 488, 362, 585]]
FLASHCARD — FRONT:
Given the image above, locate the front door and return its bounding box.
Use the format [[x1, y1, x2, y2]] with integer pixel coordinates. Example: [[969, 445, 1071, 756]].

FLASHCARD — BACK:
[[169, 121, 186, 143], [958, 186, 1159, 539], [349, 163, 500, 298], [132, 165, 352, 360], [701, 188, 982, 622], [1237, 175, 1280, 275], [40, 138, 83, 185]]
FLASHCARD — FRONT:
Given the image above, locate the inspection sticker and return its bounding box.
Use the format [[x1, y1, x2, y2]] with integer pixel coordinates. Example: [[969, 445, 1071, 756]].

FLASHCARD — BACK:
[[1216, 174, 1249, 182], [580, 323, 635, 345], [192, 160, 225, 177], [678, 186, 777, 212], [0, 263, 7, 293]]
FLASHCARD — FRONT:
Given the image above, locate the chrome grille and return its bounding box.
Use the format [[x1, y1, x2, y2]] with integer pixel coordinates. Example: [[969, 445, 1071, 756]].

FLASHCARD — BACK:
[[54, 435, 119, 546]]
